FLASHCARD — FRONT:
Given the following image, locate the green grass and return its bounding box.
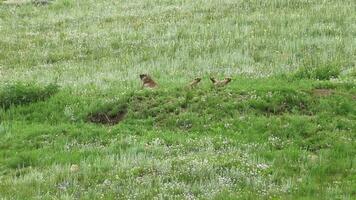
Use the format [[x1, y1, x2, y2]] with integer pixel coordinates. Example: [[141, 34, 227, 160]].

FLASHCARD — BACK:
[[0, 0, 355, 199], [0, 82, 59, 109]]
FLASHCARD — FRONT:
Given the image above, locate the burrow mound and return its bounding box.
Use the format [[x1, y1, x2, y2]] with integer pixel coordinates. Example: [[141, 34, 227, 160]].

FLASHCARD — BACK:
[[87, 88, 313, 126], [86, 84, 355, 126]]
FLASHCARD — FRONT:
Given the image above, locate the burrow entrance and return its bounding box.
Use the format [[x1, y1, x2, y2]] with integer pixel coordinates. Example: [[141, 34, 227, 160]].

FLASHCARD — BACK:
[[88, 110, 127, 125]]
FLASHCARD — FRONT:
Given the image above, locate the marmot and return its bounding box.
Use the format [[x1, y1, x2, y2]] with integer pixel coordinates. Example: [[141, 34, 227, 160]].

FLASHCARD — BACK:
[[189, 77, 202, 88], [210, 77, 232, 87], [139, 74, 158, 88]]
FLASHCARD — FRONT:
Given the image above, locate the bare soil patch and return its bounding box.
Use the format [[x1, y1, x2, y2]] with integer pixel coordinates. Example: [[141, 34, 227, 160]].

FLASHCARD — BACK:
[[312, 89, 334, 97], [88, 110, 127, 125]]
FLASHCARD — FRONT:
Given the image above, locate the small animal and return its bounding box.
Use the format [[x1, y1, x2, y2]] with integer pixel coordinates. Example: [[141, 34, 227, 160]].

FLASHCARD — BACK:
[[210, 77, 232, 87], [139, 74, 158, 88], [189, 77, 202, 88]]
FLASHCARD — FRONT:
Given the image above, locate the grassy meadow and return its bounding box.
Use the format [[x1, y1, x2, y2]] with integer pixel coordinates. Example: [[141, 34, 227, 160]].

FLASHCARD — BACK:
[[0, 0, 355, 199]]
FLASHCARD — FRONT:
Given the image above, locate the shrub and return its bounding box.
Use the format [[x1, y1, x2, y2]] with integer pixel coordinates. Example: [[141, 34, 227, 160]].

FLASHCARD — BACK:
[[293, 64, 341, 80], [248, 90, 312, 115], [0, 82, 59, 110]]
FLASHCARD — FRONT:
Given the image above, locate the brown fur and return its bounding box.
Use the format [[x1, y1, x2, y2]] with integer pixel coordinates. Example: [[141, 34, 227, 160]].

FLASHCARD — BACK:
[[210, 77, 232, 87], [140, 74, 158, 88], [189, 77, 202, 88]]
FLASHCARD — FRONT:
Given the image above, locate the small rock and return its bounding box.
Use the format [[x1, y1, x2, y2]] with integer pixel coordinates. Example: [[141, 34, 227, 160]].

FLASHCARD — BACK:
[[103, 179, 111, 186], [58, 181, 70, 191]]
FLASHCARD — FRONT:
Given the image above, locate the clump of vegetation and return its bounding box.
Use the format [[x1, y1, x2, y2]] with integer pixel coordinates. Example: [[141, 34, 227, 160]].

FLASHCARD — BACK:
[[0, 82, 59, 110], [293, 64, 341, 80], [247, 90, 312, 115], [349, 68, 356, 78]]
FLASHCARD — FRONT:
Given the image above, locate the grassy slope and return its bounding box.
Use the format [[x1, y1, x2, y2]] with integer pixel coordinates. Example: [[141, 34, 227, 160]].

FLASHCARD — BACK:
[[0, 0, 355, 199]]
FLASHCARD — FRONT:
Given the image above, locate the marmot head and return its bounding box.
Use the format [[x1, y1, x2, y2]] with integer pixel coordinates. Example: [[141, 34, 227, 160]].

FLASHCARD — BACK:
[[194, 77, 202, 82], [139, 74, 147, 80], [140, 74, 151, 82], [224, 77, 232, 83], [210, 77, 216, 83]]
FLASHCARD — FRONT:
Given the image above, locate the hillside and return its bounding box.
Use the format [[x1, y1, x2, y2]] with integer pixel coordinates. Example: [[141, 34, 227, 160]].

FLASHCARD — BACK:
[[0, 0, 355, 199]]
